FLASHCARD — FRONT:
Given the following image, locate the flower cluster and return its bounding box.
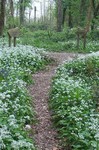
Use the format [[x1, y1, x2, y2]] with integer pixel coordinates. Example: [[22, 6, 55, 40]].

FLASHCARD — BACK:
[[0, 45, 47, 150], [50, 52, 99, 149]]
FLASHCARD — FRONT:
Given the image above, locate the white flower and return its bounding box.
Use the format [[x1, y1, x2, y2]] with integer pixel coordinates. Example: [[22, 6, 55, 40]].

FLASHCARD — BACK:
[[25, 125, 31, 130]]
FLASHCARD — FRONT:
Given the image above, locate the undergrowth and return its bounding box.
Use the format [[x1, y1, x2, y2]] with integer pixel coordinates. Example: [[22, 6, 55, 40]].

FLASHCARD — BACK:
[[50, 52, 99, 150], [0, 44, 49, 150], [20, 28, 99, 53]]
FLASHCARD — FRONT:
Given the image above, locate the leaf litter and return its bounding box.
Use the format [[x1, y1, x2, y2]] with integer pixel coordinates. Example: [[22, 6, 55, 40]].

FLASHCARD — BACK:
[[29, 52, 81, 150]]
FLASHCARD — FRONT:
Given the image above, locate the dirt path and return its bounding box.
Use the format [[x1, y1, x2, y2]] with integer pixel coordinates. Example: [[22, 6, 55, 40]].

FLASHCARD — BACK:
[[29, 53, 80, 150]]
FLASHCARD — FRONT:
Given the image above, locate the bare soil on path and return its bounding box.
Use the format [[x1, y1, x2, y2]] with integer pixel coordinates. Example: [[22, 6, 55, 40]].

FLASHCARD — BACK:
[[29, 52, 80, 150]]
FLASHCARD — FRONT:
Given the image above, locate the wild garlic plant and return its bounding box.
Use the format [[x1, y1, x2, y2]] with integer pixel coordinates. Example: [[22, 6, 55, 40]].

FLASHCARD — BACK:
[[0, 45, 47, 150], [50, 52, 99, 150]]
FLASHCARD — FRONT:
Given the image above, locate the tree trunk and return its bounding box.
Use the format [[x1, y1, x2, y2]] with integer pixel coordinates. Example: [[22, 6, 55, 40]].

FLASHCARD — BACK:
[[19, 0, 25, 25], [0, 0, 6, 36], [62, 7, 66, 26], [9, 0, 14, 28], [79, 0, 86, 26], [91, 1, 99, 30], [9, 0, 14, 17], [43, 0, 46, 22], [57, 0, 63, 32], [76, 0, 93, 49], [34, 6, 37, 22], [68, 1, 72, 28], [29, 8, 31, 23]]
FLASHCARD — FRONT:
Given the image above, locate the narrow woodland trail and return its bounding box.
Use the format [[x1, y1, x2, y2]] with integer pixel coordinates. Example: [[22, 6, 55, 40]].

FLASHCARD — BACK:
[[29, 52, 79, 150]]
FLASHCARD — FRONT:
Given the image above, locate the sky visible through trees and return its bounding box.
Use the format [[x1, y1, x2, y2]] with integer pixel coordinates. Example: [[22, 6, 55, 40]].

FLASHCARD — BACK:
[[26, 0, 55, 19]]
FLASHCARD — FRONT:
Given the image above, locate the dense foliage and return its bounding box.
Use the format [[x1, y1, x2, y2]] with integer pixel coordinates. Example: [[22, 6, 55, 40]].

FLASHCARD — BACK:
[[50, 52, 99, 149], [0, 43, 48, 150], [20, 28, 99, 53], [0, 0, 98, 149]]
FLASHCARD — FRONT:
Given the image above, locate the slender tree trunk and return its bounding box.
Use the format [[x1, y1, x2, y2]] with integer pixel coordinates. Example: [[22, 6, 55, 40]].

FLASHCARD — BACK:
[[43, 0, 46, 22], [16, 2, 19, 17], [49, 1, 52, 28], [79, 0, 86, 26], [62, 7, 66, 26], [68, 1, 72, 28], [34, 6, 37, 22], [91, 0, 95, 30], [9, 0, 14, 28], [77, 0, 93, 49], [82, 0, 93, 49], [29, 8, 31, 23], [19, 0, 25, 25], [57, 0, 63, 32], [0, 0, 6, 36], [91, 1, 99, 30], [9, 0, 14, 17], [40, 2, 43, 22]]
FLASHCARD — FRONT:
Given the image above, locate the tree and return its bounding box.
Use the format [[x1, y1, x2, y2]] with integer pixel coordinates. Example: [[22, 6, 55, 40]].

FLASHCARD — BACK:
[[19, 0, 25, 25], [9, 0, 14, 17], [76, 0, 93, 49], [56, 0, 63, 32], [0, 0, 6, 36], [79, 0, 86, 26], [62, 0, 67, 26], [68, 0, 72, 28], [91, 0, 99, 30], [19, 0, 32, 25], [8, 0, 14, 28]]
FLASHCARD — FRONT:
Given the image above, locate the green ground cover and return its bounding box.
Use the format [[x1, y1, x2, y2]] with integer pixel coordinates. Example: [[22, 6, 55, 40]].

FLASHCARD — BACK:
[[0, 44, 48, 150], [50, 52, 99, 149], [20, 28, 99, 53], [0, 27, 99, 149]]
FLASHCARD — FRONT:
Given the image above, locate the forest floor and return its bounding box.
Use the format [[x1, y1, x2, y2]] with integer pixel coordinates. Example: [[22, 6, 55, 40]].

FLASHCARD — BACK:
[[29, 52, 82, 150]]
